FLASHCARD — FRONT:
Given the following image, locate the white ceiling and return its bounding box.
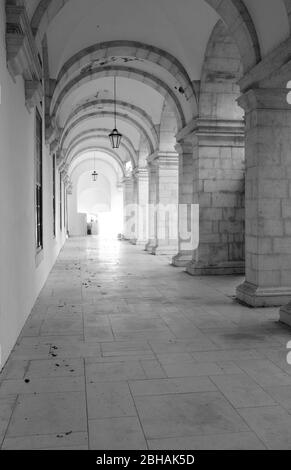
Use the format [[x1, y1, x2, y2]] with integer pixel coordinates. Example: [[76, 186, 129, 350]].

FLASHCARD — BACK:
[[45, 0, 219, 80]]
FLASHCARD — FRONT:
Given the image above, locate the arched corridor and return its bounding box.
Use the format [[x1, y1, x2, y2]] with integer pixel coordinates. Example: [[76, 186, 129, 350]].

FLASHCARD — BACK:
[[1, 0, 291, 451]]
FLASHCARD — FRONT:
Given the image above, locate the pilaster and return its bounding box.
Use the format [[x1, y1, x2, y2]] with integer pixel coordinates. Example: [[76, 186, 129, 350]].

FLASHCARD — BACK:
[[232, 89, 291, 309], [184, 118, 245, 276], [150, 153, 179, 256], [172, 139, 196, 267], [134, 168, 149, 246], [122, 176, 136, 241]]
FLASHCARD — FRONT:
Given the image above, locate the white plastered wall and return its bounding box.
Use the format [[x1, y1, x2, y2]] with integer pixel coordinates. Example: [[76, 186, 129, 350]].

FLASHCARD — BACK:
[[0, 0, 66, 369]]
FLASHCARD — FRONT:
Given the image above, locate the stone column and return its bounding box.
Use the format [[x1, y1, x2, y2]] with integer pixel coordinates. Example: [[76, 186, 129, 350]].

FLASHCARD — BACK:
[[151, 153, 179, 256], [134, 168, 149, 246], [123, 176, 136, 241], [234, 88, 291, 309], [186, 118, 245, 276], [172, 140, 196, 267], [145, 162, 158, 252]]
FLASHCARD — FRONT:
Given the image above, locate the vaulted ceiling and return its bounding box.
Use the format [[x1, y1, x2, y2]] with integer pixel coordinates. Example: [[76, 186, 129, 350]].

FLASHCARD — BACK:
[[21, 0, 291, 177]]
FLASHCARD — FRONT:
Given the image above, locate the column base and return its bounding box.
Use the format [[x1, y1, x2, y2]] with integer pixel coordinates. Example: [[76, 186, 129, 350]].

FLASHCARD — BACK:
[[145, 241, 155, 252], [237, 281, 291, 308], [187, 260, 245, 276], [135, 239, 148, 247], [279, 303, 291, 328], [152, 245, 178, 256], [129, 238, 137, 245], [172, 252, 193, 267]]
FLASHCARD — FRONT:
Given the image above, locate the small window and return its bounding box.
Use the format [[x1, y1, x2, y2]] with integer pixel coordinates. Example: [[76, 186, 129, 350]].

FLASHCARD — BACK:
[[35, 110, 43, 251]]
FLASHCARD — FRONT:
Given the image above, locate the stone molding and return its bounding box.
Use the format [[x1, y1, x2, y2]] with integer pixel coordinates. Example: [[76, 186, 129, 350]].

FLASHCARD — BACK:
[[237, 281, 291, 308], [147, 152, 179, 168], [25, 79, 43, 110], [175, 140, 194, 156], [6, 4, 42, 109], [133, 168, 148, 180], [122, 176, 135, 187], [237, 88, 291, 113], [239, 36, 291, 92], [177, 118, 245, 148]]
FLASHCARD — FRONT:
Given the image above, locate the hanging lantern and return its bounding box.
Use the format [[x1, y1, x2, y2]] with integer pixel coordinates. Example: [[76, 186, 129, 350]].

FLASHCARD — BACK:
[[109, 76, 122, 149], [92, 170, 98, 182], [92, 153, 98, 182], [109, 128, 122, 149]]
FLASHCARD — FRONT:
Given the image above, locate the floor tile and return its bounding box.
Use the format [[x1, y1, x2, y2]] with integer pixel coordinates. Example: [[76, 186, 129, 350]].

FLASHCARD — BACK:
[[26, 358, 84, 378], [2, 432, 88, 450], [129, 377, 217, 397], [210, 374, 276, 408], [238, 406, 291, 450], [162, 362, 229, 378], [0, 396, 17, 445], [134, 392, 249, 440], [263, 385, 291, 410], [86, 361, 146, 382], [0, 376, 85, 396], [236, 360, 291, 387], [89, 417, 147, 450], [6, 392, 87, 437], [148, 432, 266, 450], [86, 381, 136, 419]]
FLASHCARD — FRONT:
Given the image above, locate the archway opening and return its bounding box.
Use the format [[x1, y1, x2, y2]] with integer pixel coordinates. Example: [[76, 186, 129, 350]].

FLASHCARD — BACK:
[[68, 152, 124, 240]]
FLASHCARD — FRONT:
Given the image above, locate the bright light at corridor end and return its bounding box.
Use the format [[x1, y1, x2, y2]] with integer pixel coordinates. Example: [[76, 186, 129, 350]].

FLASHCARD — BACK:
[[98, 212, 123, 239]]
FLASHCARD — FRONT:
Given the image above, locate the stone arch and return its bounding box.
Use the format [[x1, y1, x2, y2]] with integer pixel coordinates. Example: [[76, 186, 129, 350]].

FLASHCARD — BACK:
[[56, 41, 195, 103], [60, 111, 156, 154], [65, 136, 133, 167], [199, 19, 243, 120], [137, 136, 150, 168], [51, 66, 186, 130], [205, 0, 261, 71], [64, 128, 137, 167], [283, 0, 291, 29], [63, 99, 158, 147], [159, 101, 178, 153], [67, 146, 126, 178]]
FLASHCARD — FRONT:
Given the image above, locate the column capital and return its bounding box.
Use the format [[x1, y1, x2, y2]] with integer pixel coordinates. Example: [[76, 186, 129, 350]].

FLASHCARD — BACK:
[[176, 118, 245, 147], [153, 152, 179, 166], [121, 175, 135, 187], [133, 167, 148, 179], [238, 88, 291, 113], [175, 139, 194, 156]]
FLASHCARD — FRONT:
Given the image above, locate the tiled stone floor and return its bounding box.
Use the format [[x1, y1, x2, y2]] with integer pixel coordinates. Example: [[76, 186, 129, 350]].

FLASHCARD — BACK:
[[1, 237, 291, 450]]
